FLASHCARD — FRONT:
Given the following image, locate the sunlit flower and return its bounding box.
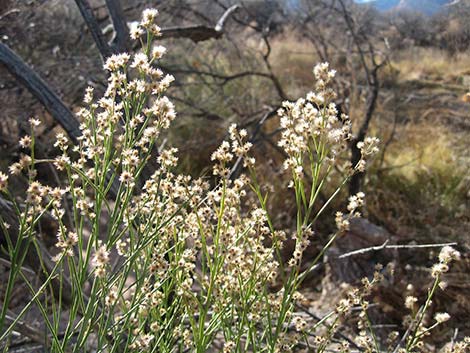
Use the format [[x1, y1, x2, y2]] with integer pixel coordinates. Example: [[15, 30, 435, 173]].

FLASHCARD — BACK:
[[435, 312, 451, 323]]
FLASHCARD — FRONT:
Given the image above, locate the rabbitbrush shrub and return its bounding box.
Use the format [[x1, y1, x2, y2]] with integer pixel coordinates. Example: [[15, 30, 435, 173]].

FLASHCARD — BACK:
[[0, 8, 467, 353]]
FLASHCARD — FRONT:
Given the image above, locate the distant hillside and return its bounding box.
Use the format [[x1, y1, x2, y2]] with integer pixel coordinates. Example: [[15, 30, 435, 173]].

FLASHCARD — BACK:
[[356, 0, 399, 11], [356, 0, 451, 14]]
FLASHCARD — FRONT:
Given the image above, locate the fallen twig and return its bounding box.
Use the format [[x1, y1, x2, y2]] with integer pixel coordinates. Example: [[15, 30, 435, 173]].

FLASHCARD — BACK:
[[339, 241, 458, 259]]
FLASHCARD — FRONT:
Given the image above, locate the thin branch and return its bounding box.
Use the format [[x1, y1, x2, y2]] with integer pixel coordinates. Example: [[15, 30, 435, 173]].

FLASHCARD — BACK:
[[337, 0, 372, 85], [377, 153, 423, 173], [338, 241, 458, 259], [161, 25, 223, 42], [75, 0, 113, 59], [0, 258, 35, 275], [166, 66, 282, 86], [215, 4, 240, 32], [392, 319, 413, 353], [0, 8, 19, 20], [261, 33, 288, 100], [3, 310, 46, 346], [336, 1, 386, 194]]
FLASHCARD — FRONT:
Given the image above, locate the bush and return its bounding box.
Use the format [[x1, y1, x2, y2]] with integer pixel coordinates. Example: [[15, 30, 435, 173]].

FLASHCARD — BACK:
[[0, 8, 466, 353]]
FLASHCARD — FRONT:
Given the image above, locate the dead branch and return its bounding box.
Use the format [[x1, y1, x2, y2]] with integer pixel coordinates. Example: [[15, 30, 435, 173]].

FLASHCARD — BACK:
[[166, 66, 285, 92], [0, 8, 19, 21], [336, 0, 387, 195], [0, 258, 35, 275], [338, 241, 458, 259], [261, 33, 288, 100], [0, 43, 81, 143], [160, 25, 222, 42], [75, 0, 114, 59], [215, 4, 240, 32], [2, 310, 46, 346], [105, 0, 130, 52], [161, 4, 239, 42]]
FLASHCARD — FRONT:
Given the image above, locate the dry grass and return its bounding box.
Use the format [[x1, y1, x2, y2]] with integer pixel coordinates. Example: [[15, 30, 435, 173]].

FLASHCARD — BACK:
[[367, 120, 469, 240], [382, 123, 467, 184], [270, 32, 320, 97], [392, 47, 470, 82]]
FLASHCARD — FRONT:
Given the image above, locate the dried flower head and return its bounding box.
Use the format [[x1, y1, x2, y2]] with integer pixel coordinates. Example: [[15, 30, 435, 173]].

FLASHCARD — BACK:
[[435, 312, 451, 324], [438, 246, 461, 264], [29, 117, 41, 127], [92, 242, 110, 278], [0, 172, 8, 192], [405, 296, 418, 310], [19, 135, 32, 149]]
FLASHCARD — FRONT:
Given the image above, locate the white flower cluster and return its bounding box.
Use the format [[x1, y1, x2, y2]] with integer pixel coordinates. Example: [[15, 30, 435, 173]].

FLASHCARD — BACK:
[[92, 241, 110, 278], [130, 8, 161, 40], [211, 123, 254, 178], [278, 64, 352, 177], [277, 62, 380, 184], [356, 136, 380, 172], [334, 191, 365, 233], [432, 245, 461, 279]]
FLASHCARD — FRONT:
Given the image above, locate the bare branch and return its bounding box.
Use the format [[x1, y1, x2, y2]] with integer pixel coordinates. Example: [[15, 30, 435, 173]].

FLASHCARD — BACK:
[[75, 0, 113, 59], [166, 66, 283, 87], [260, 34, 288, 100], [3, 310, 46, 346], [229, 106, 279, 180], [0, 8, 19, 21], [333, 0, 388, 195], [0, 43, 81, 143], [338, 241, 458, 259], [161, 5, 239, 42], [215, 4, 240, 32], [161, 25, 223, 42], [105, 0, 130, 52], [0, 258, 35, 275]]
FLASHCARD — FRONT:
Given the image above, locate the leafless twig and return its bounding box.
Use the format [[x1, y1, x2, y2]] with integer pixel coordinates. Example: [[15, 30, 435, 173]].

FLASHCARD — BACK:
[[0, 258, 35, 275], [229, 107, 279, 180], [339, 241, 458, 259], [161, 5, 239, 42], [2, 310, 46, 347], [0, 8, 20, 20]]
